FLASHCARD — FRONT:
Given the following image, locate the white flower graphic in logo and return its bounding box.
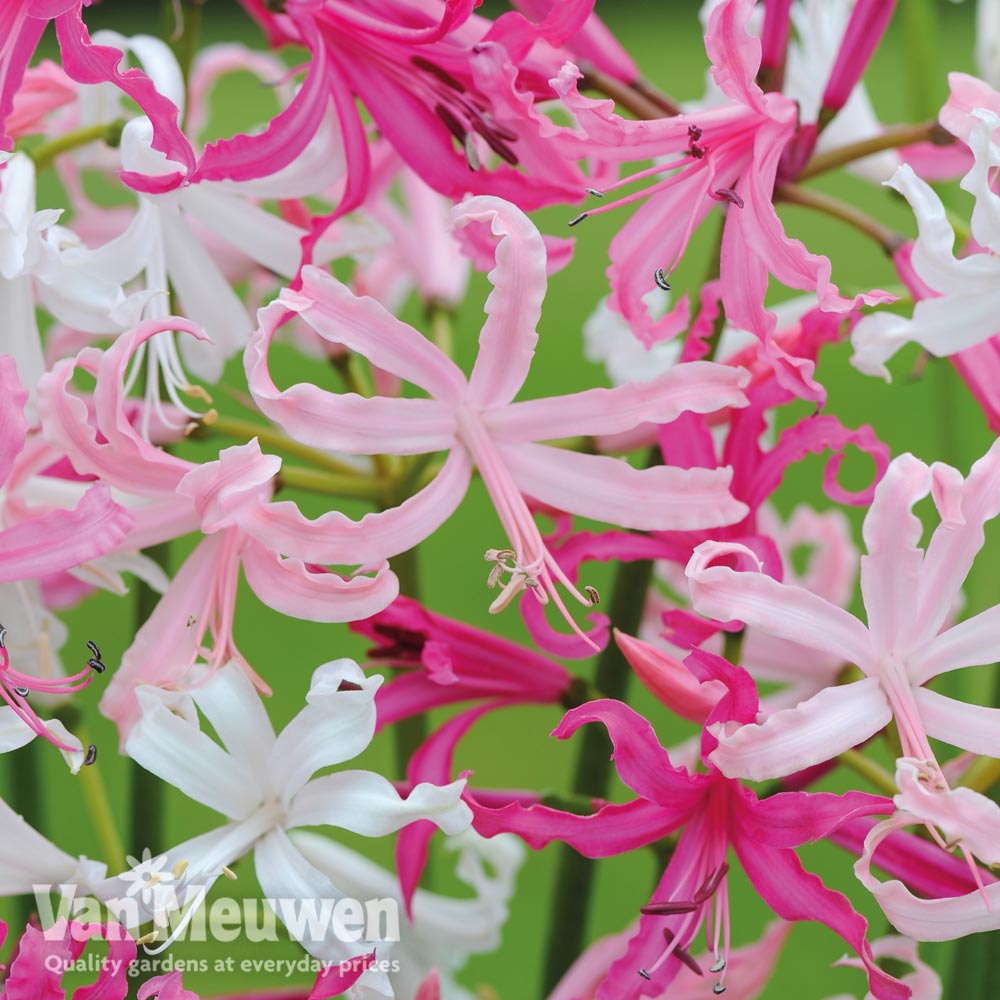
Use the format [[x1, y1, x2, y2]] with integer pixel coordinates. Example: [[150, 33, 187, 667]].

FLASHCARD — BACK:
[[121, 848, 177, 907]]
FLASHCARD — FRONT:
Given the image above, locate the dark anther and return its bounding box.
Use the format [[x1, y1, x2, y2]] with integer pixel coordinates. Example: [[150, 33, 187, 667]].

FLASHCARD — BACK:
[[712, 187, 744, 209], [663, 930, 704, 977], [88, 658, 106, 674], [585, 187, 604, 198], [12, 685, 28, 698], [84, 744, 98, 767], [637, 969, 651, 981], [654, 268, 672, 291], [336, 679, 364, 692], [687, 124, 703, 142], [641, 900, 698, 916], [568, 213, 588, 227], [411, 56, 466, 93], [713, 986, 726, 995], [694, 862, 729, 903], [87, 641, 102, 660], [0, 625, 7, 647], [434, 103, 467, 143], [689, 143, 706, 159]]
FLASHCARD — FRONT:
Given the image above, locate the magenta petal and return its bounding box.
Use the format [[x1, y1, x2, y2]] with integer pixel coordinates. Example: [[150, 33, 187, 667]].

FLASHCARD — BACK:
[[308, 951, 376, 1000], [54, 8, 193, 182], [553, 699, 705, 807], [397, 702, 498, 913], [733, 835, 909, 1000], [471, 791, 680, 858]]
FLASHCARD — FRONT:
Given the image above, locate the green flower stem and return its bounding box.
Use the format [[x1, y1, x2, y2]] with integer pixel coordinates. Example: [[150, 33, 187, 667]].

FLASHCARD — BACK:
[[277, 463, 384, 502], [837, 748, 897, 797], [129, 543, 170, 859], [542, 545, 655, 994], [28, 119, 126, 172], [207, 414, 364, 477], [797, 120, 953, 181], [775, 183, 905, 256], [78, 726, 128, 875], [8, 741, 43, 925]]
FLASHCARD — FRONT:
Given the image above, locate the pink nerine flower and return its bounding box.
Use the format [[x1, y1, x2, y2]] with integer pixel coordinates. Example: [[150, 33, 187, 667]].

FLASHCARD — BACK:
[[247, 195, 750, 645], [686, 440, 1000, 936], [36, 320, 398, 735], [552, 0, 892, 399]]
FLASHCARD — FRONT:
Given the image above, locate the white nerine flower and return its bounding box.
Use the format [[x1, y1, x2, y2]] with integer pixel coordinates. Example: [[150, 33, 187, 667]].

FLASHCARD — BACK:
[[111, 659, 471, 988], [294, 830, 525, 1000], [851, 109, 1000, 378]]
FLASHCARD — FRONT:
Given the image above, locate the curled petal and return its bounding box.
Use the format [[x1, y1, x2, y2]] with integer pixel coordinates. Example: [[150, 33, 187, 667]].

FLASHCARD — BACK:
[[240, 540, 399, 623]]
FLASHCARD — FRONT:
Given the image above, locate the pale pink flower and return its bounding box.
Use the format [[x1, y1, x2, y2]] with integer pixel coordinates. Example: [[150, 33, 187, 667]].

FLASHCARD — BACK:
[[247, 195, 750, 645], [686, 441, 1000, 933], [37, 319, 399, 735]]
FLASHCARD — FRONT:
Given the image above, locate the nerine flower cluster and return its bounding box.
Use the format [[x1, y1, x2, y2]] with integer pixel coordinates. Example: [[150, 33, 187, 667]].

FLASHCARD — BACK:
[[0, 0, 998, 998]]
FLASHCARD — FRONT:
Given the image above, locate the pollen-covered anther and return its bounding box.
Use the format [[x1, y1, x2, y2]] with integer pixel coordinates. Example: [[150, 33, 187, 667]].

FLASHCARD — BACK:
[[710, 956, 727, 974], [172, 859, 189, 879], [584, 585, 600, 606], [222, 865, 238, 880]]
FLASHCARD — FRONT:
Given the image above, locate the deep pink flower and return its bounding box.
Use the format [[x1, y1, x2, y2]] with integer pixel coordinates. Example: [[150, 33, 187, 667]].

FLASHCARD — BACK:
[[0, 1, 192, 169], [5, 918, 136, 1000], [550, 0, 892, 399], [468, 652, 903, 999]]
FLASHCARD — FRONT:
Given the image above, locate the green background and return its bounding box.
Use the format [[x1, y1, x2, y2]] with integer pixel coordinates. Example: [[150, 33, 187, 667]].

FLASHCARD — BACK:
[[10, 1, 998, 997]]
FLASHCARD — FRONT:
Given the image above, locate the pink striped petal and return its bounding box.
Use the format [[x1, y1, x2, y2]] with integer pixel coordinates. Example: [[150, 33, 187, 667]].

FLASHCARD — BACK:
[[914, 687, 1000, 757], [909, 602, 1000, 684], [500, 442, 748, 531], [453, 196, 547, 409], [0, 354, 28, 487], [292, 267, 466, 401], [687, 540, 873, 668], [247, 300, 458, 456], [242, 448, 472, 565], [708, 678, 891, 781], [0, 484, 132, 583], [484, 361, 749, 441], [860, 454, 932, 654], [240, 540, 399, 623], [856, 816, 1000, 941]]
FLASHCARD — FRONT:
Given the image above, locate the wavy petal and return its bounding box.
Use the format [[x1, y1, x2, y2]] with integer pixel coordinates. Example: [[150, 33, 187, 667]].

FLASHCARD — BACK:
[[687, 540, 873, 667], [453, 196, 546, 409], [501, 441, 748, 531], [708, 678, 891, 781], [240, 540, 399, 623], [268, 660, 379, 806], [126, 684, 265, 820], [914, 686, 1000, 757], [288, 771, 471, 838], [243, 448, 472, 565], [0, 484, 132, 582], [485, 361, 749, 441], [247, 300, 458, 456]]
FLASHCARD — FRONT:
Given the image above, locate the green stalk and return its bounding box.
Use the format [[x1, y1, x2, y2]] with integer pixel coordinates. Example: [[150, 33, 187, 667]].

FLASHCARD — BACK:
[[28, 119, 126, 172], [278, 463, 384, 502], [129, 543, 170, 859], [77, 726, 127, 874], [541, 549, 655, 994]]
